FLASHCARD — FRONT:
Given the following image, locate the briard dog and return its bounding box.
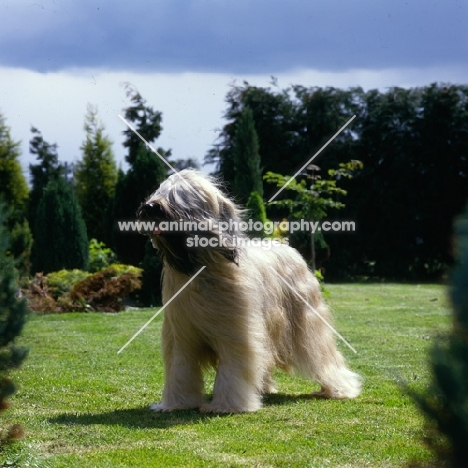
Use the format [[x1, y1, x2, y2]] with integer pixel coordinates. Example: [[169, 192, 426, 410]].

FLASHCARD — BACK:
[[137, 169, 361, 413]]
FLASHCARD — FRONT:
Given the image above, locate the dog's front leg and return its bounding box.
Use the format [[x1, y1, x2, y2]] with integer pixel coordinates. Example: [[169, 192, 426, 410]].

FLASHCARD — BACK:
[[150, 328, 204, 412]]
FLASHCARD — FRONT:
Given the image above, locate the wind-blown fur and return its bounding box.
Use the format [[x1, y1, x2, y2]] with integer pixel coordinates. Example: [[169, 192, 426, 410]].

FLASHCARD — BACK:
[[138, 169, 361, 413]]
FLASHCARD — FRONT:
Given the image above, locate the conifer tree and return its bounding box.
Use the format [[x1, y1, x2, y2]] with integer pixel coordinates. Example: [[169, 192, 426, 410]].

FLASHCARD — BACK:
[[232, 107, 263, 204], [0, 114, 28, 217], [0, 112, 32, 278], [0, 203, 28, 446], [28, 127, 64, 237], [75, 105, 117, 243], [31, 176, 88, 274], [246, 191, 268, 238], [411, 202, 468, 467], [112, 84, 168, 267]]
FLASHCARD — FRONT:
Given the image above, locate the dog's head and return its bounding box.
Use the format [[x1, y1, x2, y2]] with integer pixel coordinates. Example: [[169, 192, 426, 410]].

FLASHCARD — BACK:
[[137, 169, 244, 275]]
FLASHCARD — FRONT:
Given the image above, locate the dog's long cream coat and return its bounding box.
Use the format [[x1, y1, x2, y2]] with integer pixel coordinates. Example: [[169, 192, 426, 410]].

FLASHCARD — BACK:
[[138, 170, 361, 413]]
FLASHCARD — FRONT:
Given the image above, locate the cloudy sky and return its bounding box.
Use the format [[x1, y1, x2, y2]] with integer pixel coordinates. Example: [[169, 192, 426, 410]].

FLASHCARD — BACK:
[[0, 0, 467, 179]]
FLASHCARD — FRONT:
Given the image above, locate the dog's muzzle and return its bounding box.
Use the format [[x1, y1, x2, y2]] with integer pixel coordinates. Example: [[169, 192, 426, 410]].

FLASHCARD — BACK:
[[136, 203, 165, 236]]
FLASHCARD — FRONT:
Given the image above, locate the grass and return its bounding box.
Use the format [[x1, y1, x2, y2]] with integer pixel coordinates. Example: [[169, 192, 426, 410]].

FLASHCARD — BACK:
[[1, 284, 450, 467]]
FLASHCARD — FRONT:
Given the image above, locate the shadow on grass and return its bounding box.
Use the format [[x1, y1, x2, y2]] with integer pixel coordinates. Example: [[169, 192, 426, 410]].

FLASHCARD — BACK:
[[48, 393, 322, 429], [48, 407, 215, 429]]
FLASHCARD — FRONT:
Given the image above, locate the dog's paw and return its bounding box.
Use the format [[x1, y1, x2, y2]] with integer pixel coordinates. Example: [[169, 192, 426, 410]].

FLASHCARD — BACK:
[[149, 402, 201, 412], [149, 402, 167, 412]]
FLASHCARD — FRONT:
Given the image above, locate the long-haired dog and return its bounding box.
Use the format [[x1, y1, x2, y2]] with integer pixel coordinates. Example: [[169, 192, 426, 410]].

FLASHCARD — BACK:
[[137, 169, 361, 413]]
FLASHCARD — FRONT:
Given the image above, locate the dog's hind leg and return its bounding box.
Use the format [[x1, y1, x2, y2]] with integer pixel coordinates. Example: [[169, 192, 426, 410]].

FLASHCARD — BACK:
[[262, 369, 278, 394], [200, 361, 262, 414], [200, 341, 265, 413]]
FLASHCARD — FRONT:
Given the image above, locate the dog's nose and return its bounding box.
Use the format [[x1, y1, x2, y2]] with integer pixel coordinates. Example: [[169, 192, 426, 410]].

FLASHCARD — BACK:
[[137, 203, 160, 220]]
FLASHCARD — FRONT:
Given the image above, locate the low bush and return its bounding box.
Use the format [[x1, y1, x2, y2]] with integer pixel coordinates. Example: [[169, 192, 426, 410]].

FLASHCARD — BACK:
[[26, 273, 59, 313], [88, 239, 116, 273], [68, 264, 142, 312], [26, 264, 142, 313], [46, 269, 90, 299]]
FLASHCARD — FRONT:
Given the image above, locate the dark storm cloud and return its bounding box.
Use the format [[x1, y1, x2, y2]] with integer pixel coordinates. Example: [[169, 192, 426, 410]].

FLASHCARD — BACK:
[[0, 0, 466, 73]]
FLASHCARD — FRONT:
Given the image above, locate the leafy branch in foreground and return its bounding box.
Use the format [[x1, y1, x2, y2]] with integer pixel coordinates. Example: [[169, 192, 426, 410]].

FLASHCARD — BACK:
[[409, 203, 468, 467], [0, 203, 29, 448]]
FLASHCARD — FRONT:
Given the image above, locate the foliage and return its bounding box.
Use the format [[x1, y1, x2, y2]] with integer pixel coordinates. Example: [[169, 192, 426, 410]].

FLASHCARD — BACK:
[[46, 269, 91, 299], [245, 191, 268, 238], [140, 240, 163, 307], [68, 264, 142, 312], [112, 84, 169, 266], [27, 264, 142, 313], [264, 160, 362, 269], [409, 204, 468, 467], [2, 284, 449, 466], [0, 203, 28, 448], [264, 160, 362, 220], [208, 82, 468, 280], [0, 112, 32, 279], [232, 107, 263, 203], [8, 219, 33, 281], [205, 81, 300, 194], [330, 85, 468, 279], [26, 273, 59, 313], [75, 105, 118, 243], [171, 158, 200, 171], [0, 113, 28, 220], [28, 127, 66, 236], [88, 238, 116, 273], [31, 176, 89, 274]]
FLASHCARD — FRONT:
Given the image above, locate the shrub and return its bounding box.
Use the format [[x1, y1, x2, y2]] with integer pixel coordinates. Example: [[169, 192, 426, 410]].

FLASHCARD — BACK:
[[26, 273, 60, 314], [88, 239, 116, 273], [46, 269, 91, 299], [26, 264, 142, 313], [67, 265, 142, 312]]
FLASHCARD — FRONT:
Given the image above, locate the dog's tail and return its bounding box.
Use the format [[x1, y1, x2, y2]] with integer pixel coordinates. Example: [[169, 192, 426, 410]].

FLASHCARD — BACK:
[[314, 363, 362, 399], [293, 300, 362, 399]]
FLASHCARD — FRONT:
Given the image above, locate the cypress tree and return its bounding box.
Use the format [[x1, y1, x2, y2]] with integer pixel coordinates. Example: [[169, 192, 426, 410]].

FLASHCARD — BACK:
[[28, 127, 64, 237], [246, 191, 268, 238], [32, 176, 88, 274], [75, 105, 117, 243], [232, 107, 263, 204], [112, 85, 168, 266]]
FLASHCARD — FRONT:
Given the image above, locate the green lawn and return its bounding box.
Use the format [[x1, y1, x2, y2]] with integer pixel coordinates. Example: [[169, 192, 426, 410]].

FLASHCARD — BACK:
[[1, 284, 450, 467]]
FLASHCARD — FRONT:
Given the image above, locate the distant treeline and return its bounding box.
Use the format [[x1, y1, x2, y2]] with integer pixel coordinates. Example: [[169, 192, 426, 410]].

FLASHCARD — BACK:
[[207, 82, 468, 280], [0, 82, 467, 301]]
